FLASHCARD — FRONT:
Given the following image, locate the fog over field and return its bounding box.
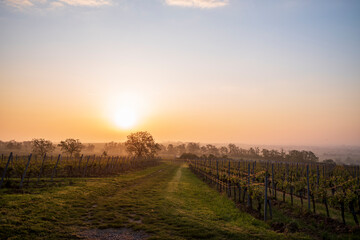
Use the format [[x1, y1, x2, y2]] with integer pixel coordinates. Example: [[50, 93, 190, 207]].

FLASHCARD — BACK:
[[1, 139, 359, 165]]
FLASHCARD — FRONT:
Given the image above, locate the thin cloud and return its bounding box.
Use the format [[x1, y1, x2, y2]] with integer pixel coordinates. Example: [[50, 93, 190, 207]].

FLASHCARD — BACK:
[[2, 0, 112, 10], [165, 0, 228, 8], [58, 0, 111, 7], [4, 0, 34, 9]]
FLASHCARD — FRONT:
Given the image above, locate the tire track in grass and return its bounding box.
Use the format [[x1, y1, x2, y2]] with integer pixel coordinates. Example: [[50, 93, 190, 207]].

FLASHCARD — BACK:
[[78, 163, 178, 239], [166, 163, 183, 193], [78, 162, 308, 240]]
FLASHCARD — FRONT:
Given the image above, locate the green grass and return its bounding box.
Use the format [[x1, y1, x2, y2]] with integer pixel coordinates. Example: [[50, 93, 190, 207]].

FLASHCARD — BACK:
[[274, 189, 357, 227], [1, 162, 311, 239], [204, 176, 360, 240]]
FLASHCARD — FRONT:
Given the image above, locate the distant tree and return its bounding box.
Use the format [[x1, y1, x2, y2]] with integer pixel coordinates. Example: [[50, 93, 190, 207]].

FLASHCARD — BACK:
[[186, 142, 200, 154], [104, 141, 118, 152], [200, 146, 207, 155], [286, 150, 302, 162], [220, 146, 229, 155], [228, 143, 239, 157], [280, 148, 286, 159], [248, 147, 256, 156], [179, 153, 199, 160], [6, 140, 22, 150], [86, 144, 95, 152], [323, 159, 336, 165], [302, 150, 318, 162], [254, 147, 260, 156], [286, 150, 318, 162], [22, 141, 32, 150], [206, 144, 219, 156], [269, 149, 281, 160], [167, 144, 175, 154], [175, 144, 186, 155], [158, 144, 167, 153], [31, 138, 55, 156], [208, 154, 217, 160], [125, 131, 160, 159], [104, 141, 126, 155], [262, 148, 270, 159], [58, 139, 83, 157]]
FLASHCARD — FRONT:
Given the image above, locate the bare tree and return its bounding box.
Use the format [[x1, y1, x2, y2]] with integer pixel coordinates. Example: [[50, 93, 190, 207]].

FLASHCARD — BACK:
[[32, 138, 55, 156], [125, 131, 160, 159], [58, 139, 83, 157]]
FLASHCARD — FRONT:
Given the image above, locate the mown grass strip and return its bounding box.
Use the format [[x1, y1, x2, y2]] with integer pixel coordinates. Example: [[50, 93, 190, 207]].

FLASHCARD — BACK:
[[1, 162, 310, 240]]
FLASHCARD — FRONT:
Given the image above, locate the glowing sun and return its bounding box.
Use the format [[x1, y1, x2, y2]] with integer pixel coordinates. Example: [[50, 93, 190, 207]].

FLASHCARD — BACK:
[[114, 106, 137, 129], [107, 92, 146, 130]]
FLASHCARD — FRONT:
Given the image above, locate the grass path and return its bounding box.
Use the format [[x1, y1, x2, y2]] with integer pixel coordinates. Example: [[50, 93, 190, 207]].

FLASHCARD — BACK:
[[0, 162, 308, 239]]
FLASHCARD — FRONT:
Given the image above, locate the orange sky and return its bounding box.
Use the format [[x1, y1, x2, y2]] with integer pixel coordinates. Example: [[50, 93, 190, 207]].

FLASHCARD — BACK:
[[0, 0, 360, 146]]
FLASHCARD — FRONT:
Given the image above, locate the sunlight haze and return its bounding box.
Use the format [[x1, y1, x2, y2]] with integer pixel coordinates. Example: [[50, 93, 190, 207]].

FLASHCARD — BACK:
[[0, 0, 359, 146]]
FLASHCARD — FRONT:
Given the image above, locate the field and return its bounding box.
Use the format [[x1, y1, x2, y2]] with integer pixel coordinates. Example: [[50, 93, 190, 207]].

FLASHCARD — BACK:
[[0, 160, 359, 240]]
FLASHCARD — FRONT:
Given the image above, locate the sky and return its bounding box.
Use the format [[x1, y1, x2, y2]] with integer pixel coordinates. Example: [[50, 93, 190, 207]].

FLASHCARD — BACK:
[[0, 0, 359, 146]]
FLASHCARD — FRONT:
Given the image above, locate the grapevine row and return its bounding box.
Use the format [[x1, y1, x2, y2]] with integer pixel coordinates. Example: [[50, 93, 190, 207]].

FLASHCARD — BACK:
[[188, 158, 360, 225]]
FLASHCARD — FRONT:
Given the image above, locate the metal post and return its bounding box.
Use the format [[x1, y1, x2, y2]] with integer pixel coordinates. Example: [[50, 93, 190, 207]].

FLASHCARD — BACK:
[[228, 160, 231, 197], [19, 154, 32, 188], [216, 160, 219, 190], [307, 165, 310, 211], [272, 163, 275, 199], [252, 161, 255, 181], [264, 170, 268, 221], [316, 165, 319, 186], [37, 154, 46, 183], [0, 152, 13, 189], [51, 154, 61, 182], [247, 163, 251, 207], [83, 155, 90, 177], [78, 154, 83, 174]]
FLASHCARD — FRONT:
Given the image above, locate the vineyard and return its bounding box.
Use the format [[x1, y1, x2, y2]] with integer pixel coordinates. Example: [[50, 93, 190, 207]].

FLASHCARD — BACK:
[[188, 158, 360, 226], [0, 152, 159, 189]]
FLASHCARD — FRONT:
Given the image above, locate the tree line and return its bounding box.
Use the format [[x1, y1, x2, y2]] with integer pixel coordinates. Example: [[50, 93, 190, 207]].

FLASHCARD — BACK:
[[0, 132, 160, 159], [165, 142, 319, 163], [0, 137, 321, 163]]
